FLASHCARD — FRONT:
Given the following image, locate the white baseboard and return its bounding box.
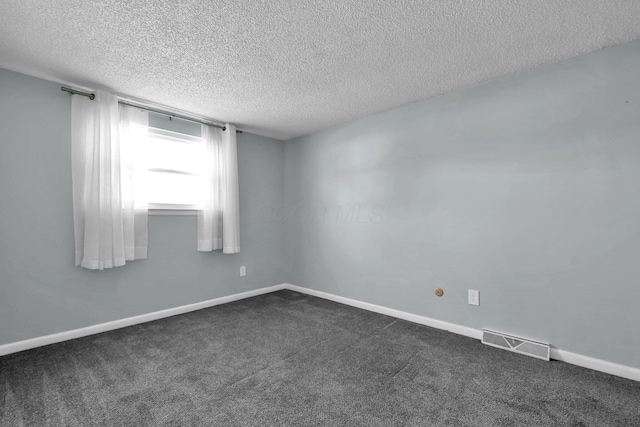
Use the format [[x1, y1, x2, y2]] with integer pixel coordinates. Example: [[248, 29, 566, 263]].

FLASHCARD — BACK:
[[0, 284, 286, 357], [282, 283, 482, 340], [550, 348, 640, 382], [2, 282, 639, 383], [282, 283, 640, 382]]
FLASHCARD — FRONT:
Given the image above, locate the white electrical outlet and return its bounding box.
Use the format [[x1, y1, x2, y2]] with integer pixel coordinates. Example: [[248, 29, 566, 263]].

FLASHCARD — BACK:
[[468, 290, 480, 306], [240, 266, 246, 277]]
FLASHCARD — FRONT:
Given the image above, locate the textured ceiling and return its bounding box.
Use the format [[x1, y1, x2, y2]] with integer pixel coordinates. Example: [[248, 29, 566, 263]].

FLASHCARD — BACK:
[[2, 1, 640, 140]]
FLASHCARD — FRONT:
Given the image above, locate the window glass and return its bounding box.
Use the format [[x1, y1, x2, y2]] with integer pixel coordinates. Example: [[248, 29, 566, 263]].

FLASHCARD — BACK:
[[147, 127, 204, 209]]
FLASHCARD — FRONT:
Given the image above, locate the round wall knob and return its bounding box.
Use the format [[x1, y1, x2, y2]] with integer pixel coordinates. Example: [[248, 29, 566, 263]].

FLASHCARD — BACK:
[[435, 288, 444, 297]]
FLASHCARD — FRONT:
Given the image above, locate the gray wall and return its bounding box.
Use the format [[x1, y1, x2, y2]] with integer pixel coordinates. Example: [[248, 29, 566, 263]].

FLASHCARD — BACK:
[[0, 68, 285, 345], [3, 39, 640, 370], [284, 40, 640, 369]]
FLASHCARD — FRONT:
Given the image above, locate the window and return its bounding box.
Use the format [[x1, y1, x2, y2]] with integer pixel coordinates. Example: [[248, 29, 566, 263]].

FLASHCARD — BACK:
[[146, 127, 205, 210]]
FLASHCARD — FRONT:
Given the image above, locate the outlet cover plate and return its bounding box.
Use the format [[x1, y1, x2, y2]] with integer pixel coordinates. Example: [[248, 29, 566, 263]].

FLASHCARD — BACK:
[[468, 290, 479, 306]]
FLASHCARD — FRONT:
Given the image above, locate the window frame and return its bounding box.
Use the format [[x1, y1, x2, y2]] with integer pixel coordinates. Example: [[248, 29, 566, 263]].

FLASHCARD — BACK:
[[146, 126, 204, 214]]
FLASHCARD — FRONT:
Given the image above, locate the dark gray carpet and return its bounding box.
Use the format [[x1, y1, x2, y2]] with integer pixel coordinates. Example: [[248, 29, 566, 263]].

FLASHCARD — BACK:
[[1, 290, 639, 426]]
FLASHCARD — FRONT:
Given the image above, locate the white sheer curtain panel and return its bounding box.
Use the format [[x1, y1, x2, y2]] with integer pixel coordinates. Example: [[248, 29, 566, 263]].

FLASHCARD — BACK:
[[197, 123, 240, 253], [71, 92, 149, 270], [119, 105, 149, 260]]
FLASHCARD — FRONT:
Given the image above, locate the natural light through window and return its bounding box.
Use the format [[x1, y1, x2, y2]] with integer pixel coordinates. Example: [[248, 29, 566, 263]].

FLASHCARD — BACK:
[[147, 127, 205, 210]]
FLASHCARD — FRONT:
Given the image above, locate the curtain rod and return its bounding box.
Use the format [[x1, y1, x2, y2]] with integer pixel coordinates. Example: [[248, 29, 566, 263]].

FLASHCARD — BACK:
[[61, 87, 241, 133], [117, 100, 229, 131], [61, 86, 95, 100]]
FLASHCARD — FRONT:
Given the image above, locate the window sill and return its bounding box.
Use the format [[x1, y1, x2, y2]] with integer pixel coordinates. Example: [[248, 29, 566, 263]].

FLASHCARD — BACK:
[[149, 209, 198, 216]]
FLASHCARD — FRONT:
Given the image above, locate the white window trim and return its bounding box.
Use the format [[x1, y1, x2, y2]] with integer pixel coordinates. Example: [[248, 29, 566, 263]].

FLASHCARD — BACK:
[[147, 126, 203, 215], [149, 126, 201, 143]]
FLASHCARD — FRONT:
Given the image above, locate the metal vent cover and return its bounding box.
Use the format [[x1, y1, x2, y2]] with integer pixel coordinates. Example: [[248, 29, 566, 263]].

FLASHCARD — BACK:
[[482, 329, 550, 361]]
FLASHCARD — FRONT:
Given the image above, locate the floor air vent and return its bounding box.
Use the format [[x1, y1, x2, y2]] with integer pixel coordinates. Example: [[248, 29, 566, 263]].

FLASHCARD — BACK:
[[481, 329, 550, 361]]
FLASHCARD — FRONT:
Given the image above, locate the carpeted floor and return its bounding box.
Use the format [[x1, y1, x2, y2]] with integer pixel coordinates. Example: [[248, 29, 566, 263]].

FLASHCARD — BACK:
[[1, 290, 639, 426]]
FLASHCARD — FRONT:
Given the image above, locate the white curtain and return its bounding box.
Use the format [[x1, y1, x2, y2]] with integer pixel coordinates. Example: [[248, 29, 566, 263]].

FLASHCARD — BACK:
[[119, 105, 149, 259], [197, 124, 240, 253], [71, 91, 149, 270]]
